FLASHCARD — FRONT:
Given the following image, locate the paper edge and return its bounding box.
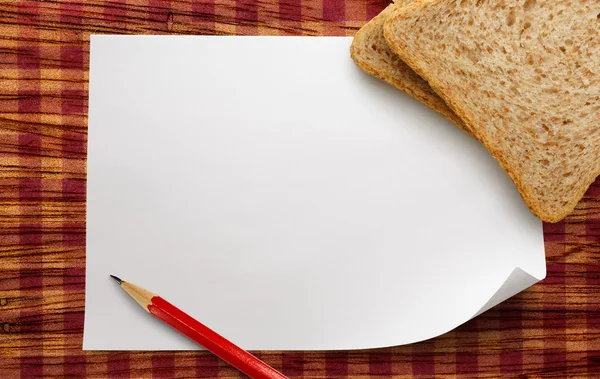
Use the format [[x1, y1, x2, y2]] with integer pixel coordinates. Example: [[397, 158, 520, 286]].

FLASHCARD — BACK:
[[82, 35, 98, 351], [82, 264, 547, 351]]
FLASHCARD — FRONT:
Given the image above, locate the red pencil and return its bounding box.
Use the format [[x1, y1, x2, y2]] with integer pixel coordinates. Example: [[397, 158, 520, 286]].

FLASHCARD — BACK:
[[110, 275, 288, 379]]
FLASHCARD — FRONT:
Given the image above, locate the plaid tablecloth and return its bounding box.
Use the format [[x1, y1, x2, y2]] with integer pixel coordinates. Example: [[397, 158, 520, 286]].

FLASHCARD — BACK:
[[0, 0, 599, 377]]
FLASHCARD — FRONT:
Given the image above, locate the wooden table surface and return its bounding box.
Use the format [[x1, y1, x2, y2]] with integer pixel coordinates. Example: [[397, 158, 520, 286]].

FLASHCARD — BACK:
[[1, 0, 599, 377]]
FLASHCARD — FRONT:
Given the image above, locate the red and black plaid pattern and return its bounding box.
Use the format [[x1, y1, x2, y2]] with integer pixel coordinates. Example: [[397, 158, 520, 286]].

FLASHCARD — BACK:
[[0, 0, 599, 377]]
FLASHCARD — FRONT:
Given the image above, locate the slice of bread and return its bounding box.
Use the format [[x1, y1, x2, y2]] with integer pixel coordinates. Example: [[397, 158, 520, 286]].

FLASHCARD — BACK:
[[350, 3, 467, 130], [384, 0, 600, 222]]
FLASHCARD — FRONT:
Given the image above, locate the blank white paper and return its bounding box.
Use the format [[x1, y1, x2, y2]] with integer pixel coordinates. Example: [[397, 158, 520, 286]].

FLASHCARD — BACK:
[[84, 36, 546, 351]]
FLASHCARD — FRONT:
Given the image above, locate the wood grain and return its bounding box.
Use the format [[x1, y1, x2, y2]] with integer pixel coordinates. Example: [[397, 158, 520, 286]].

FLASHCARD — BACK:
[[0, 0, 599, 377]]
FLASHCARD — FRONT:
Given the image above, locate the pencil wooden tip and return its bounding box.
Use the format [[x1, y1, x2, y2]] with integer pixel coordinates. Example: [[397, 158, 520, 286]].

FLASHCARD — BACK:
[[110, 275, 123, 285]]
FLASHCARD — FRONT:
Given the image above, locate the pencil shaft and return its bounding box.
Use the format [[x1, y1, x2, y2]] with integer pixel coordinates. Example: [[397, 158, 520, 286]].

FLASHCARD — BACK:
[[148, 296, 288, 379]]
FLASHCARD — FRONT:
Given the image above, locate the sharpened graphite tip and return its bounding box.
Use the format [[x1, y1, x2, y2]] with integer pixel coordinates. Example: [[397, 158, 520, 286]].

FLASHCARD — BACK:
[[110, 275, 123, 285]]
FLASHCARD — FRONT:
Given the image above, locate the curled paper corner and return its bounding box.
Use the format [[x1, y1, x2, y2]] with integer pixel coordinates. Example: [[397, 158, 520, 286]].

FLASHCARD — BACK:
[[400, 265, 547, 349], [472, 265, 547, 318]]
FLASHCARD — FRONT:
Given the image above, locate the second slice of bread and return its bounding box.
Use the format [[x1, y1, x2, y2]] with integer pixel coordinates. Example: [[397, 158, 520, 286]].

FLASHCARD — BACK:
[[351, 3, 467, 131]]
